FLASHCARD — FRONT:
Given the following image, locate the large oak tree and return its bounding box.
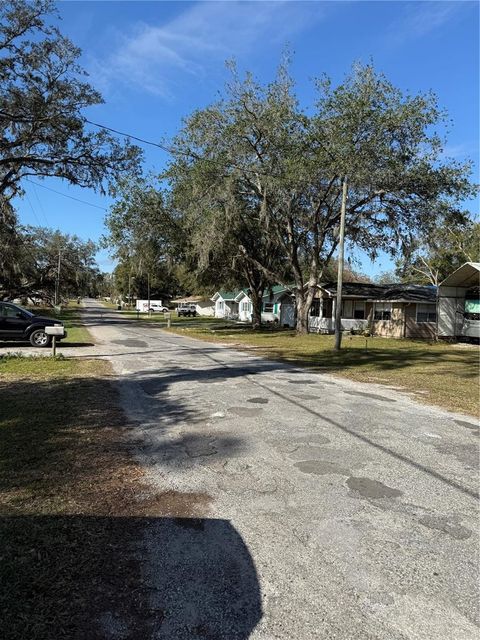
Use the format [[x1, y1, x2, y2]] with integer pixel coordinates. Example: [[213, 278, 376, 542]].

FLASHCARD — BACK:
[[167, 63, 477, 333], [0, 0, 141, 200]]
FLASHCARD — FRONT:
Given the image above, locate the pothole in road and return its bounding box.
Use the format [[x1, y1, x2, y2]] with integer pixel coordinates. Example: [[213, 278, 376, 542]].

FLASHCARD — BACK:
[[346, 476, 403, 499], [294, 460, 350, 476], [418, 515, 472, 540], [111, 339, 148, 348], [247, 398, 269, 404]]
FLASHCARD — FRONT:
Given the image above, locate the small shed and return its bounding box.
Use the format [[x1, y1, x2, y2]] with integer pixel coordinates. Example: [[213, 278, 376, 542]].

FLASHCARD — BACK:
[[438, 262, 480, 338]]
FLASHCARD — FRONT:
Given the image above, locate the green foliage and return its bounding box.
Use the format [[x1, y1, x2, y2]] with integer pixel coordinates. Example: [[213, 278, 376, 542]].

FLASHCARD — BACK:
[[0, 0, 142, 199], [166, 61, 476, 331], [104, 177, 186, 299], [396, 219, 480, 285], [0, 225, 99, 303]]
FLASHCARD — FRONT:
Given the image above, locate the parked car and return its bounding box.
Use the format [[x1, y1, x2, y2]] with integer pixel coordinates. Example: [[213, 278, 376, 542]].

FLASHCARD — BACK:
[[0, 302, 66, 347], [177, 303, 197, 317], [149, 303, 169, 313]]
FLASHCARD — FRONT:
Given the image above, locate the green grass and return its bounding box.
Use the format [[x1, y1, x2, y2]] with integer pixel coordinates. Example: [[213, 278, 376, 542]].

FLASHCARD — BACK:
[[26, 305, 93, 345], [167, 320, 479, 416]]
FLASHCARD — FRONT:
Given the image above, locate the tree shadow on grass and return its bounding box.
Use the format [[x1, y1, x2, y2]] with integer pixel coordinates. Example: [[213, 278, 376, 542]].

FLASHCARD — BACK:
[[263, 345, 479, 378], [0, 515, 262, 640]]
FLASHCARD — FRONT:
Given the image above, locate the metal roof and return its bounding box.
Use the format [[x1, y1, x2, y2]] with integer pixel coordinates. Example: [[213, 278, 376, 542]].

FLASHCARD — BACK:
[[320, 282, 437, 303], [439, 262, 480, 288]]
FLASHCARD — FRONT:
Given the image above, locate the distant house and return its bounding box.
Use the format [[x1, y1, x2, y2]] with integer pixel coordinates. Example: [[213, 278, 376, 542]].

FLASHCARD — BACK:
[[171, 296, 215, 316], [262, 285, 295, 326], [211, 290, 251, 319], [211, 286, 294, 324], [438, 262, 480, 340], [309, 282, 438, 339]]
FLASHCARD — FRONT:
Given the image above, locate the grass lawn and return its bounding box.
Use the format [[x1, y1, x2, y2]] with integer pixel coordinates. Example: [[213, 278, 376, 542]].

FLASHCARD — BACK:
[[0, 356, 153, 638], [167, 320, 479, 416], [26, 304, 93, 345]]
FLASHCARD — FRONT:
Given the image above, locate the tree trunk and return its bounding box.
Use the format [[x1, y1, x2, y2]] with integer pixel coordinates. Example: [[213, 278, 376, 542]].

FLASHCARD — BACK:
[[295, 290, 310, 334], [249, 288, 263, 329]]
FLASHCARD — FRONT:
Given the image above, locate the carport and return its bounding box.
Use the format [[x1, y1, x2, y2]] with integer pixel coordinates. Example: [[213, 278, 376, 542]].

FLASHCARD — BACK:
[[438, 262, 480, 339]]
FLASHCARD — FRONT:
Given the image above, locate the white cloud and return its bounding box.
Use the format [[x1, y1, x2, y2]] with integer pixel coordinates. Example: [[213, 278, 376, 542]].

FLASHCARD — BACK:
[[90, 1, 324, 98], [387, 1, 470, 46]]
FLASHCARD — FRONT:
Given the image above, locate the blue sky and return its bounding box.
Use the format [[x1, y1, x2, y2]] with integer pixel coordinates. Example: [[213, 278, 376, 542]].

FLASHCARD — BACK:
[[14, 0, 479, 276]]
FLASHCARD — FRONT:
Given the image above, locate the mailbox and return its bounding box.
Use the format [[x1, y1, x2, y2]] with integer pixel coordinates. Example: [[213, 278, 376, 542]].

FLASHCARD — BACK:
[[45, 326, 65, 336]]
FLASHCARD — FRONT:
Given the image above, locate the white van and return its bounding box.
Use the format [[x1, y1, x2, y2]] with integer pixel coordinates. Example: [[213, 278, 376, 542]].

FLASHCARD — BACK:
[[135, 299, 168, 313]]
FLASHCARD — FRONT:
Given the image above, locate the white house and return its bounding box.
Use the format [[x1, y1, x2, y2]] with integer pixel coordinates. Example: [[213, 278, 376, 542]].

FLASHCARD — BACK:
[[211, 290, 250, 319], [171, 296, 215, 316]]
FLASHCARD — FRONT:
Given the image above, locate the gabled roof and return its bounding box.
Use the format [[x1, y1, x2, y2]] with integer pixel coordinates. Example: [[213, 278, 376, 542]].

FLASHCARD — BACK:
[[211, 290, 249, 302], [439, 262, 480, 288], [319, 282, 437, 303], [262, 285, 293, 299]]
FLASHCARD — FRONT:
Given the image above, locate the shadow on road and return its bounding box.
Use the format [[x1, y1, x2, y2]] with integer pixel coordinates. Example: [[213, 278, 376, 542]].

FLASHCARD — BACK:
[[0, 515, 262, 640]]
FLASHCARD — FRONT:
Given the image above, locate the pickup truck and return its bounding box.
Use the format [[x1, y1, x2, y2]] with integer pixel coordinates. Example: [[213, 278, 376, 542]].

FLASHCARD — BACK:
[[177, 303, 197, 317]]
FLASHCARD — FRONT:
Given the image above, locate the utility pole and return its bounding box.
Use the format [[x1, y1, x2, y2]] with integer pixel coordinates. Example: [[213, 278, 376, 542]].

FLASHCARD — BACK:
[[54, 249, 62, 306], [334, 176, 348, 351], [147, 272, 151, 315]]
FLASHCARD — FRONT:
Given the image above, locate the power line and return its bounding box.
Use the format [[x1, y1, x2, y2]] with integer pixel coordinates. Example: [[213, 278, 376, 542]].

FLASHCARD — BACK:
[[31, 181, 49, 226], [25, 192, 42, 226], [24, 178, 108, 211], [85, 119, 171, 153]]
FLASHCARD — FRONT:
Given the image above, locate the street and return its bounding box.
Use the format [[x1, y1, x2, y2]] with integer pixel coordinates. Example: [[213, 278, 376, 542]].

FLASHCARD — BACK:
[[37, 301, 480, 637]]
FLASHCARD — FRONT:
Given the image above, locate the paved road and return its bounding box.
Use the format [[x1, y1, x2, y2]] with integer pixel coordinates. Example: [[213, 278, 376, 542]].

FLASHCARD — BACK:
[[14, 300, 480, 638]]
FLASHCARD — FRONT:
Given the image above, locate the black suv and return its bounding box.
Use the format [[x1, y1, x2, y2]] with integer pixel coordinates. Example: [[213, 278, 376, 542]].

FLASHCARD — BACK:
[[0, 302, 66, 347]]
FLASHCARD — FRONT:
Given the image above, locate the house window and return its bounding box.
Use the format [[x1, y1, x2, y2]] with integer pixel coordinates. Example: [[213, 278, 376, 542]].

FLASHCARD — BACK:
[[341, 300, 366, 319], [310, 300, 321, 317], [218, 301, 224, 310], [416, 303, 437, 323], [241, 301, 251, 312], [342, 300, 353, 318], [263, 302, 274, 312], [374, 302, 392, 321]]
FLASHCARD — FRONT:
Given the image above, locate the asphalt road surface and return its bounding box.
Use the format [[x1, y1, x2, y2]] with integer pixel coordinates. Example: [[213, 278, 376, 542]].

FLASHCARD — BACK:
[[21, 301, 480, 638]]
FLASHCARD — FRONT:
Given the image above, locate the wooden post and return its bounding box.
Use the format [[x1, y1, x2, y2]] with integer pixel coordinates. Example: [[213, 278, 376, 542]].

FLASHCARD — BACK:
[[52, 335, 57, 357], [147, 272, 151, 316], [334, 176, 348, 351]]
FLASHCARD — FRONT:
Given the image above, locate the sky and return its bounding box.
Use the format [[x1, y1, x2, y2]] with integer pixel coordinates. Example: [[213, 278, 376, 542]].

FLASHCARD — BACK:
[[13, 0, 480, 277]]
